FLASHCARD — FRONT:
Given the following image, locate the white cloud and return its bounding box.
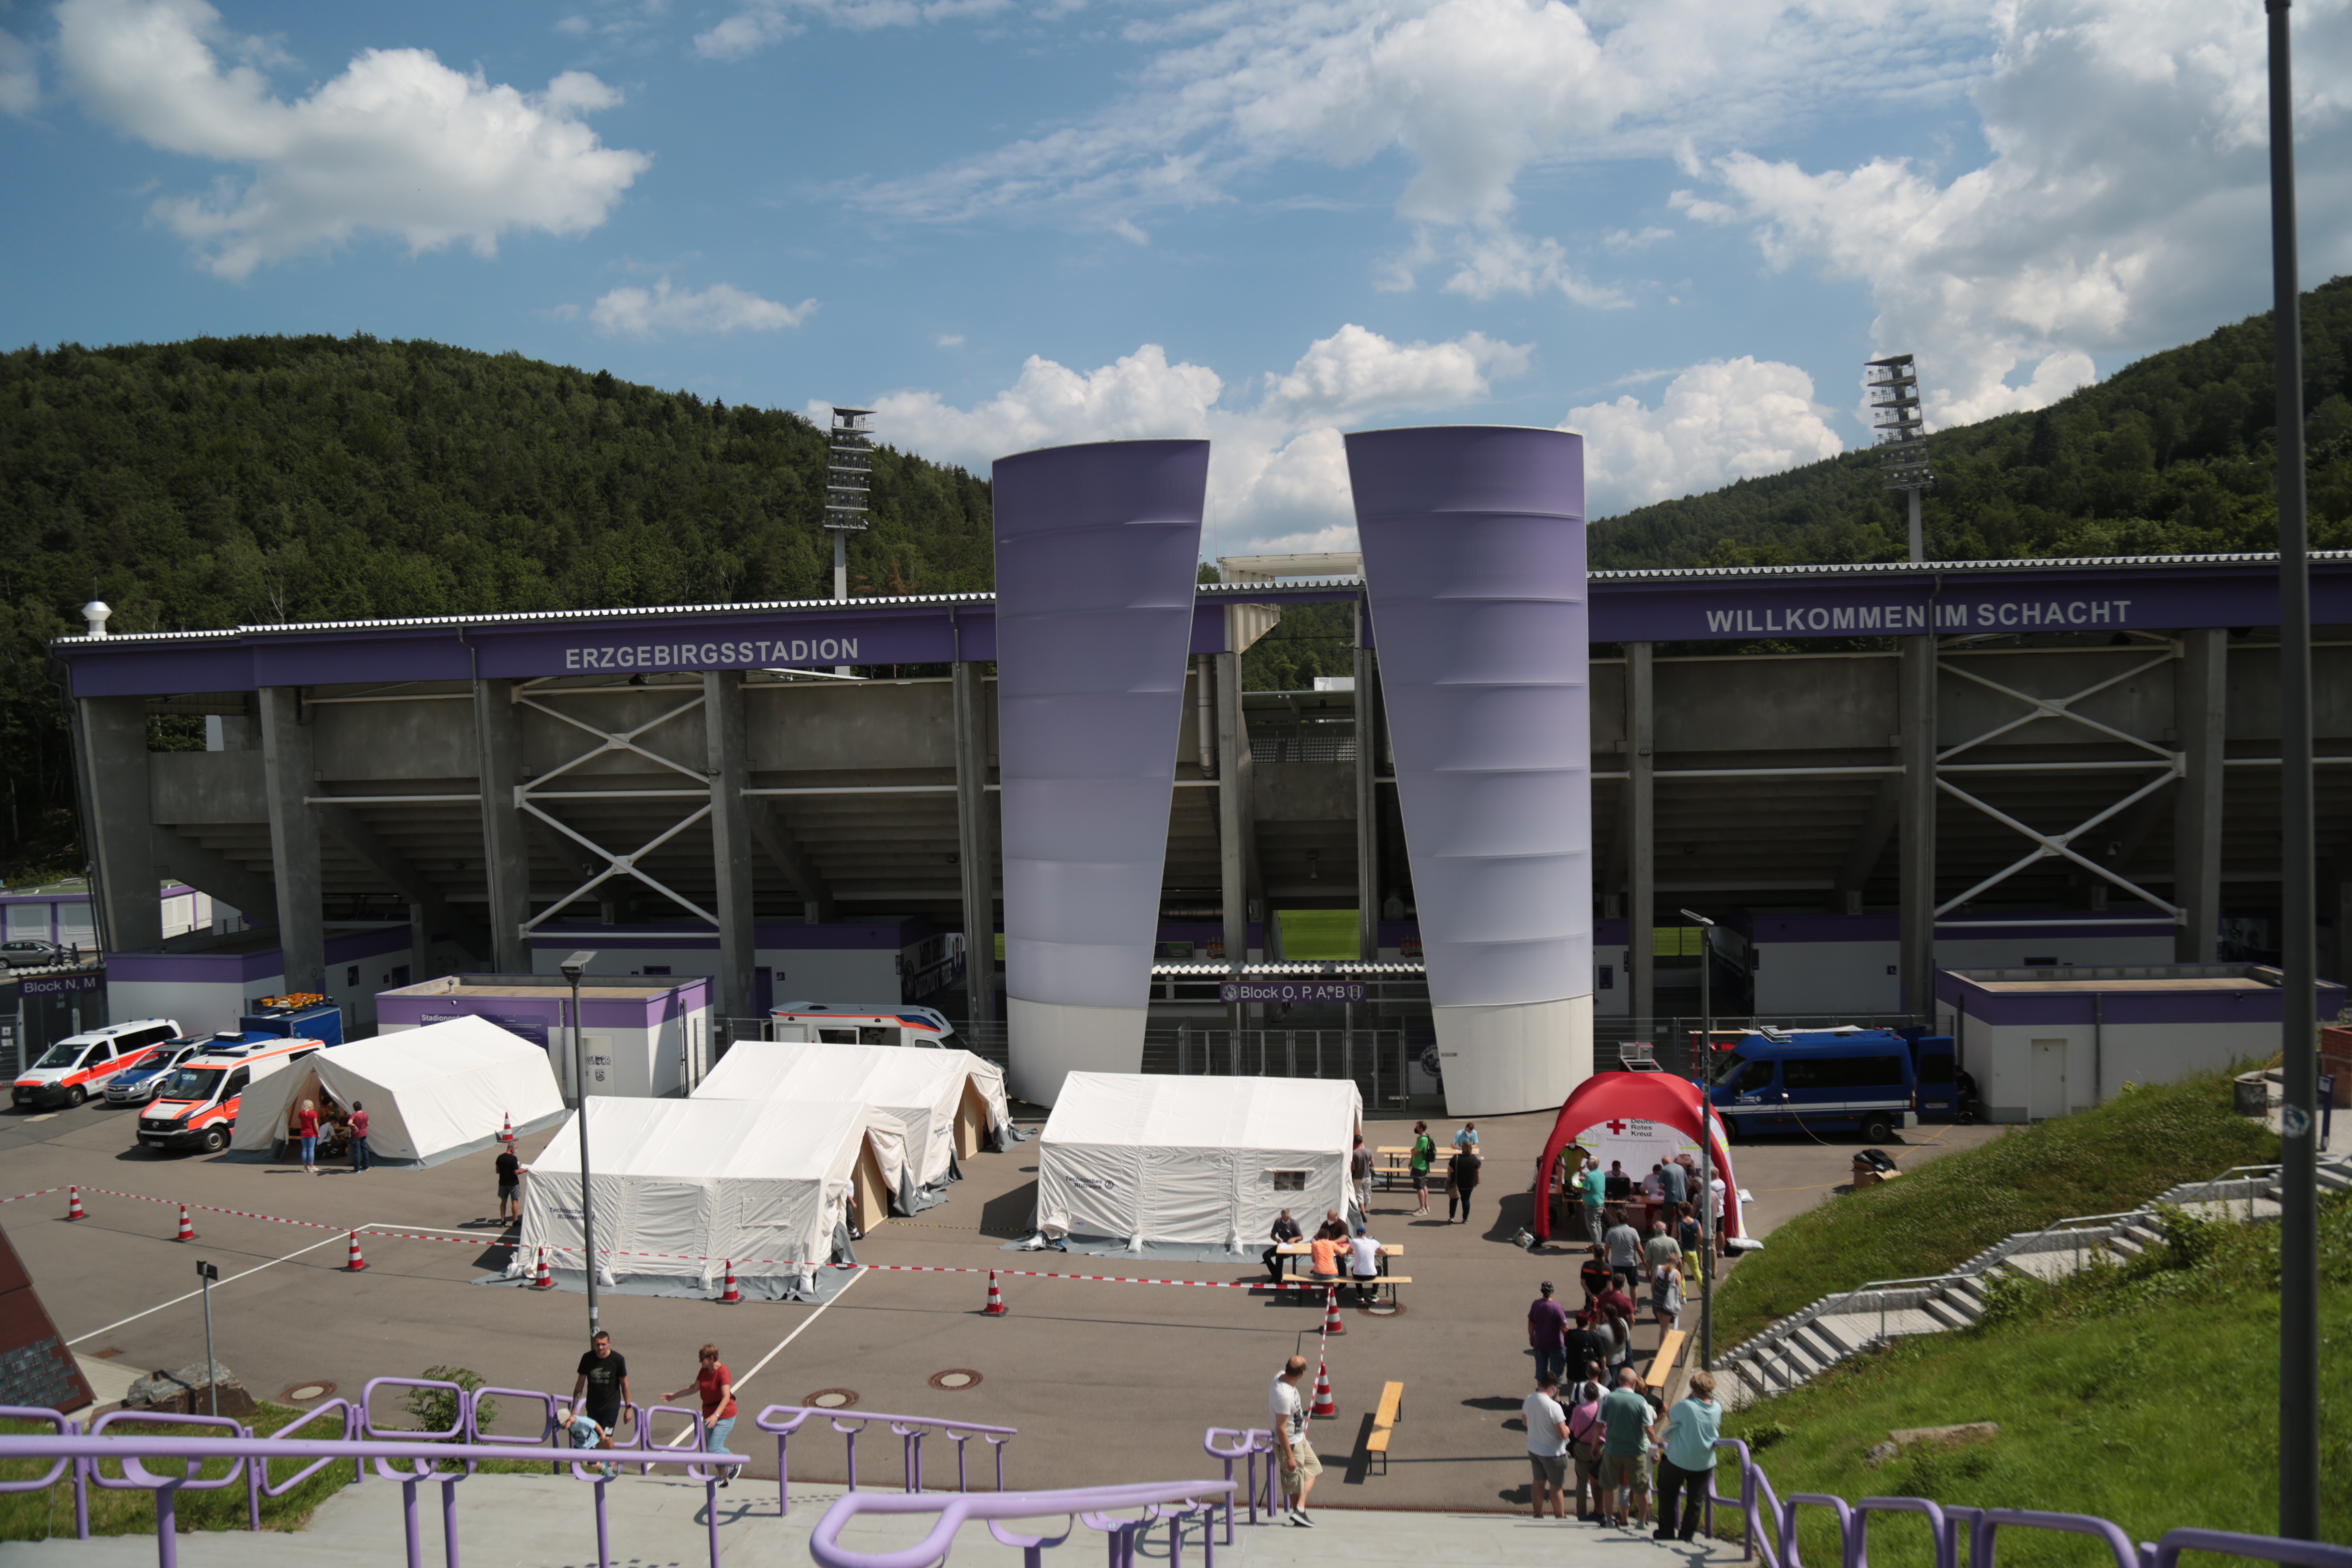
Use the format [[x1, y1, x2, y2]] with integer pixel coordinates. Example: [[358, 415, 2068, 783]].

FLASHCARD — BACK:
[[1441, 229, 1629, 307], [1679, 0, 2352, 425], [838, 0, 1991, 290], [588, 279, 815, 336], [867, 322, 1531, 549], [1562, 357, 1845, 516], [1603, 226, 1673, 254], [0, 30, 38, 116], [935, 333, 965, 347], [694, 0, 1008, 58], [56, 0, 650, 279]]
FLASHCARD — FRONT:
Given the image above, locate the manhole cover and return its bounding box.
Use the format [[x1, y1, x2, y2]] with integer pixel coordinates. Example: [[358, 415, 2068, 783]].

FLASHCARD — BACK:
[[279, 1381, 337, 1403], [927, 1369, 983, 1391], [1354, 1300, 1406, 1318], [804, 1388, 859, 1409]]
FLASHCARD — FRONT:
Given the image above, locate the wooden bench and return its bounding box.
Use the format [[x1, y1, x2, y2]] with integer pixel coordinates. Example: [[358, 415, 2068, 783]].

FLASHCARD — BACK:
[[1375, 1147, 1417, 1190], [1645, 1328, 1688, 1389], [1273, 1242, 1404, 1278], [1364, 1381, 1405, 1474]]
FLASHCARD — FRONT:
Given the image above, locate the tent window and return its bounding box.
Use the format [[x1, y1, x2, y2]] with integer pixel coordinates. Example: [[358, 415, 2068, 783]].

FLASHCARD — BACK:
[[858, 1027, 895, 1046], [818, 1028, 858, 1044], [1268, 1170, 1308, 1192]]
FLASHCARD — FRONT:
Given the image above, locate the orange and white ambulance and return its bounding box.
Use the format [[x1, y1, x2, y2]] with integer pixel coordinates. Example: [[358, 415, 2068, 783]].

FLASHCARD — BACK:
[[12, 1019, 181, 1110], [137, 1034, 325, 1155]]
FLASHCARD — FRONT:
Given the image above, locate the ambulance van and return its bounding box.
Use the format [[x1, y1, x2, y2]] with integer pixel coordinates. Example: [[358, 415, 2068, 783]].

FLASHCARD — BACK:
[[137, 1034, 325, 1155], [12, 1019, 181, 1109]]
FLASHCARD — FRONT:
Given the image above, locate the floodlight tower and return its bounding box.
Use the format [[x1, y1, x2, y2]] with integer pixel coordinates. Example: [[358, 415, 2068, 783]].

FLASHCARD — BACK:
[[1866, 355, 1933, 562], [826, 405, 873, 675]]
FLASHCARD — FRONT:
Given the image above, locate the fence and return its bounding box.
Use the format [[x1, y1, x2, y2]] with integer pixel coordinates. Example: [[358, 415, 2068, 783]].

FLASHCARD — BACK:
[[754, 1401, 1016, 1514]]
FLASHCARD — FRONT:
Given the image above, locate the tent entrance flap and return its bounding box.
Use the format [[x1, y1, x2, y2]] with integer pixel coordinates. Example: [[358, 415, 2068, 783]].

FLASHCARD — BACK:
[[956, 1080, 990, 1158], [852, 1139, 892, 1233]]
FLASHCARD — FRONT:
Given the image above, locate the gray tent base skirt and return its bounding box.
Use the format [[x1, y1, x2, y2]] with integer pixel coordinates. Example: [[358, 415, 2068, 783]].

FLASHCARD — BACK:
[[475, 1262, 861, 1304]]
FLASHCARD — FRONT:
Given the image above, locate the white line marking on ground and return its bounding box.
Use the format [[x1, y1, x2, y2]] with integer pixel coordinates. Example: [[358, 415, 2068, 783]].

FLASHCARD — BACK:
[[662, 1265, 870, 1447], [66, 1231, 350, 1345]]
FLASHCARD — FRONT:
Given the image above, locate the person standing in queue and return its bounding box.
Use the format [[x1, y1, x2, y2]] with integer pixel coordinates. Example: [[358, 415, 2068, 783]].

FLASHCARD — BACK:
[[296, 1099, 320, 1175], [1409, 1122, 1436, 1216], [1526, 1281, 1570, 1385], [663, 1343, 738, 1487], [1523, 1371, 1571, 1520], [1449, 1140, 1483, 1224], [347, 1101, 371, 1174], [1651, 1370, 1722, 1541], [1349, 1134, 1372, 1217], [1580, 1156, 1608, 1243], [571, 1330, 632, 1453]]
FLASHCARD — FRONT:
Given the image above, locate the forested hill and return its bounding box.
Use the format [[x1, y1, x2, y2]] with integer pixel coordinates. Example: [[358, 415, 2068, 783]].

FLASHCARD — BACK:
[[0, 333, 993, 873], [1588, 274, 2352, 570]]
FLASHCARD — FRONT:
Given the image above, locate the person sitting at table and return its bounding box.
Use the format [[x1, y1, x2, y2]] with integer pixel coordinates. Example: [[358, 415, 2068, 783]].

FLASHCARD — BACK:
[[1308, 1226, 1348, 1289], [1264, 1208, 1303, 1284], [1641, 1165, 1666, 1208], [1314, 1208, 1349, 1242], [1348, 1225, 1393, 1305]]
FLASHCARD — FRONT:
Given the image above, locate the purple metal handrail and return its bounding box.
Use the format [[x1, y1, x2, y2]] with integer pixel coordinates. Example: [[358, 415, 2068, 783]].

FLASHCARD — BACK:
[[753, 1401, 1016, 1517], [805, 1480, 1235, 1568], [465, 1386, 559, 1447], [1703, 1439, 2352, 1568], [360, 1376, 467, 1441], [0, 1427, 744, 1568], [244, 1398, 357, 1527], [1200, 1427, 1273, 1541], [0, 1405, 85, 1539]]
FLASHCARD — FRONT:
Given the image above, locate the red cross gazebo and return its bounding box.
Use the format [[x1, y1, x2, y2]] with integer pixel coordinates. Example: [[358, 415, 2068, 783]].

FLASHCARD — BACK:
[[1531, 1071, 1743, 1245]]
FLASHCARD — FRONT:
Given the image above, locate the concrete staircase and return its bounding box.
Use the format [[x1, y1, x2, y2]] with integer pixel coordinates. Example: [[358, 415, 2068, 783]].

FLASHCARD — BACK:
[[1713, 1148, 2352, 1410]]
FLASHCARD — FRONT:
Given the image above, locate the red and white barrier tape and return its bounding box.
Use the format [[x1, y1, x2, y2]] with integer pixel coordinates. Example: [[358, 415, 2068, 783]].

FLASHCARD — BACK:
[[40, 1185, 1343, 1292]]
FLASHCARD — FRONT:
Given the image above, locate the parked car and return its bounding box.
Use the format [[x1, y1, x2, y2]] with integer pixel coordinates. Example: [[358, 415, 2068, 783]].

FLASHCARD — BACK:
[[103, 1039, 211, 1106], [1, 939, 74, 969]]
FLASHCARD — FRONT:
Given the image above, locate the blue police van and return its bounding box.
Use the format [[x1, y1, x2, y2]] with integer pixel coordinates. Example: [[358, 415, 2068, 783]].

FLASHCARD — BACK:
[[1706, 1027, 1923, 1141]]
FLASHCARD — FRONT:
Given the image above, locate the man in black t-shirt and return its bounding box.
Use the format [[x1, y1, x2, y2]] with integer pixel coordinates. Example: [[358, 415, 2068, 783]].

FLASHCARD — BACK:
[[496, 1148, 522, 1224], [572, 1331, 631, 1438]]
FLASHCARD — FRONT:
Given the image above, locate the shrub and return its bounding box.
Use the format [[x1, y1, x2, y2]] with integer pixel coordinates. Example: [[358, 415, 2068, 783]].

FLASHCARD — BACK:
[[404, 1367, 494, 1437]]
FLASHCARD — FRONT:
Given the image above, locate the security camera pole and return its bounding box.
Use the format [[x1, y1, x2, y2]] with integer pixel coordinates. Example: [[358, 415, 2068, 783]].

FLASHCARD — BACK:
[[1680, 909, 1717, 1371], [561, 951, 601, 1336]]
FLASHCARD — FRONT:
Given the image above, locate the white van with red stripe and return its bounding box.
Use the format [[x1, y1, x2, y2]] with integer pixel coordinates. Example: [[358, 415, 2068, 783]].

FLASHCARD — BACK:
[[12, 1019, 181, 1110], [137, 1035, 325, 1155]]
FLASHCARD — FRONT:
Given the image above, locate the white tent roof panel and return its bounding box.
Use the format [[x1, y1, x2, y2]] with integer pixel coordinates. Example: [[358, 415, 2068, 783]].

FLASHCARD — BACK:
[[692, 1042, 1011, 1190], [230, 1015, 565, 1165]]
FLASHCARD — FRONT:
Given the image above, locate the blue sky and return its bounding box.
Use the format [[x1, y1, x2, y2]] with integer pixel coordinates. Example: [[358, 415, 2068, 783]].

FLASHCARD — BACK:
[[2, 0, 2348, 554]]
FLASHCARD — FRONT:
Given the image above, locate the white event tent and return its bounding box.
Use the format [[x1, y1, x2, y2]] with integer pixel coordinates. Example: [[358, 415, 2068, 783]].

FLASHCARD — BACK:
[[516, 1098, 907, 1300], [1034, 1074, 1362, 1253], [230, 1016, 565, 1167], [693, 1041, 1013, 1204]]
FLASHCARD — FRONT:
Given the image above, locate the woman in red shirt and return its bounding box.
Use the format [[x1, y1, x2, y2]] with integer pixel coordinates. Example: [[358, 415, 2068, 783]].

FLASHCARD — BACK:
[[296, 1099, 320, 1175], [664, 1343, 737, 1483]]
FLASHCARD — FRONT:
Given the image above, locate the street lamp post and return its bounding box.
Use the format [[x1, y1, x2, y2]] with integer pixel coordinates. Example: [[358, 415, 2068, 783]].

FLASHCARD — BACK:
[[195, 1260, 219, 1418], [562, 951, 601, 1338], [1679, 909, 1718, 1370]]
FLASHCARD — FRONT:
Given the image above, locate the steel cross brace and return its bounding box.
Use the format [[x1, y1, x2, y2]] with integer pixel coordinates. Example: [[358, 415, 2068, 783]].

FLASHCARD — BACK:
[[512, 689, 723, 930], [1929, 646, 2188, 918]]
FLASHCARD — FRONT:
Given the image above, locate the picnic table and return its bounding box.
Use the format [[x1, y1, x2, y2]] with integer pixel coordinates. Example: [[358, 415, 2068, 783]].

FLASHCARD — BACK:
[[1274, 1240, 1403, 1277]]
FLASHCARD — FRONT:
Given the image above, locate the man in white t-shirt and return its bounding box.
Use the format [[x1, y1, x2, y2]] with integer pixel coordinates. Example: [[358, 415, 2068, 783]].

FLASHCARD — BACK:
[[1268, 1355, 1319, 1526], [1348, 1226, 1392, 1305], [1523, 1371, 1570, 1520]]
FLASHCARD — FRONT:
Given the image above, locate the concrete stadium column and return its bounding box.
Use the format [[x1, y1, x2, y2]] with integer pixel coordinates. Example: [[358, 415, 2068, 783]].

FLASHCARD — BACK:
[[2173, 628, 2226, 963], [1348, 425, 1593, 1115], [256, 687, 326, 994], [1898, 637, 1939, 1020], [993, 439, 1209, 1106], [1354, 614, 1380, 963], [473, 679, 532, 973], [1626, 643, 1656, 1033], [1216, 647, 1251, 986], [704, 669, 756, 1030], [73, 696, 163, 954], [952, 659, 998, 1028]]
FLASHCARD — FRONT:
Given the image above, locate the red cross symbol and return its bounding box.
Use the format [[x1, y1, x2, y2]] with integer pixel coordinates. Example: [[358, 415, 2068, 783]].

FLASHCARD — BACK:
[[1605, 1120, 1629, 1135]]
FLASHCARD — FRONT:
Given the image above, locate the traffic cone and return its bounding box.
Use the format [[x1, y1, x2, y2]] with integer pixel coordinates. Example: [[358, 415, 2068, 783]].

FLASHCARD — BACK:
[[719, 1262, 741, 1305], [176, 1204, 195, 1243], [64, 1188, 84, 1223], [531, 1249, 554, 1291], [345, 1231, 368, 1273], [1310, 1358, 1336, 1419], [1322, 1286, 1346, 1338], [982, 1270, 1008, 1317], [498, 1112, 513, 1144]]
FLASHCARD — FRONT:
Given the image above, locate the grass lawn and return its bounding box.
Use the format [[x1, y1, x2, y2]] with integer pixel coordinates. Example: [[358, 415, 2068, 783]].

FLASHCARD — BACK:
[[1717, 1194, 2352, 1558], [1276, 908, 1361, 960], [1714, 1066, 2277, 1348]]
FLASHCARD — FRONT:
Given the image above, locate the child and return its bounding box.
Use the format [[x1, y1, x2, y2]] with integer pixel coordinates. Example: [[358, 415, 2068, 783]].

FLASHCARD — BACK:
[[559, 1404, 620, 1479]]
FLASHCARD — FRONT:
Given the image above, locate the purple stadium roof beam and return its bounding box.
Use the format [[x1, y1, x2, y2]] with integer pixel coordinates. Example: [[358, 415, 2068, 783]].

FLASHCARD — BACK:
[[1346, 426, 1593, 1114], [992, 440, 1209, 1106]]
